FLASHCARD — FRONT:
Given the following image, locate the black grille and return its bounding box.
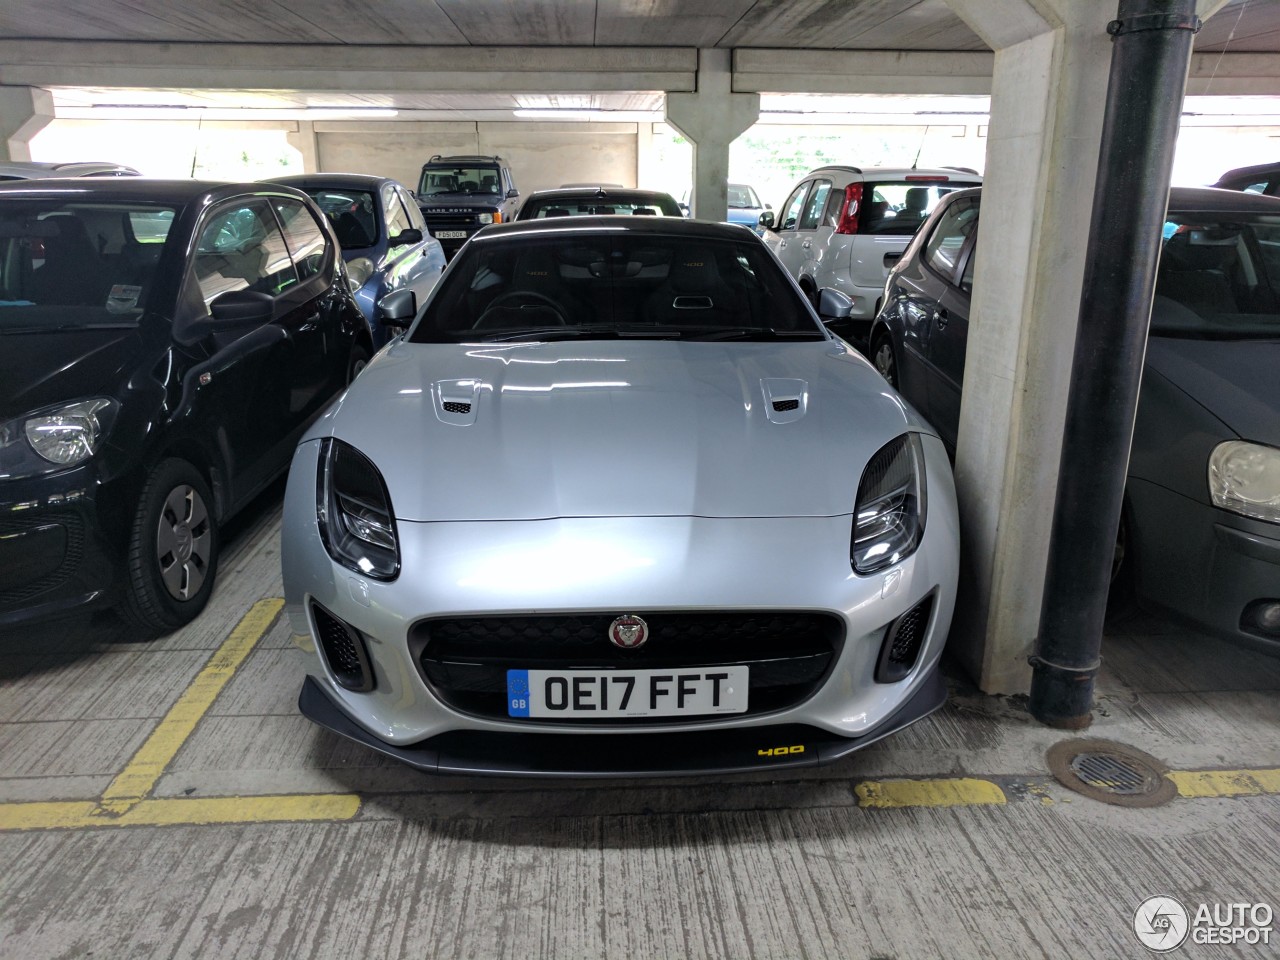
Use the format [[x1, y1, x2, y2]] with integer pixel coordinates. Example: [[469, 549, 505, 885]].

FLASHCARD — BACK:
[[0, 511, 84, 607], [442, 401, 472, 414], [311, 601, 375, 692], [411, 611, 844, 724], [875, 593, 934, 683], [424, 213, 480, 228], [772, 399, 800, 412]]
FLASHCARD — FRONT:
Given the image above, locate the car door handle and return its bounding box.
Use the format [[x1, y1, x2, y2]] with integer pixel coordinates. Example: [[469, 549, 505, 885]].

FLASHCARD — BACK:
[[802, 239, 812, 249], [933, 308, 949, 328], [884, 252, 903, 268], [779, 239, 787, 248], [298, 312, 321, 331]]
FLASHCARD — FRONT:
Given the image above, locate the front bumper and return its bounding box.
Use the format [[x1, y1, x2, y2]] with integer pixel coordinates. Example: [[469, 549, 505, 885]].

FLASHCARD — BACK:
[[282, 433, 960, 774], [0, 466, 116, 627], [298, 666, 946, 777], [1128, 477, 1280, 651]]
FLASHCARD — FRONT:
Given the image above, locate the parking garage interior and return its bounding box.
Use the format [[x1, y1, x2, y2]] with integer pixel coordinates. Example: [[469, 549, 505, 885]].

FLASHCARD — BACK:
[[1, 1, 1279, 957]]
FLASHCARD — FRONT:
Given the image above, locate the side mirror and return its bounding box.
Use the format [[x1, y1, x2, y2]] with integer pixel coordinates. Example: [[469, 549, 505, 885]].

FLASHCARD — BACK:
[[758, 210, 776, 231], [817, 288, 854, 321], [389, 228, 423, 247], [506, 188, 520, 199], [377, 288, 417, 332], [765, 203, 773, 210], [679, 202, 690, 217], [183, 289, 274, 341]]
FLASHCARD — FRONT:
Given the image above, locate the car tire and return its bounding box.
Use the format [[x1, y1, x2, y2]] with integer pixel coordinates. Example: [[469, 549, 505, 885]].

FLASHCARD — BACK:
[[1105, 504, 1138, 623], [872, 335, 898, 388], [120, 458, 219, 636], [347, 343, 371, 384]]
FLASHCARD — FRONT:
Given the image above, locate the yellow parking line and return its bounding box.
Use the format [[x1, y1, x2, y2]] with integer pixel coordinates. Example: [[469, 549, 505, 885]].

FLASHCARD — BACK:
[[855, 777, 1007, 808], [1169, 768, 1280, 799], [0, 794, 360, 832], [97, 597, 285, 812]]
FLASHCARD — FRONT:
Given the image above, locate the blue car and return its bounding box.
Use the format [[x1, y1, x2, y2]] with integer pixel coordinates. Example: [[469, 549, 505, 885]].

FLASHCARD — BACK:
[[269, 174, 446, 347], [726, 183, 769, 235]]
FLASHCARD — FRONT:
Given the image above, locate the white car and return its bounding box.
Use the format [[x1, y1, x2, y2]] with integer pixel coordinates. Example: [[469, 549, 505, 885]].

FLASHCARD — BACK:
[[281, 216, 960, 777], [761, 166, 981, 343]]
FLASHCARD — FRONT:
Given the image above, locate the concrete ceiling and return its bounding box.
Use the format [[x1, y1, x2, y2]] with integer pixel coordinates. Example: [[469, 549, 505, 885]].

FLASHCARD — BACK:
[[0, 0, 1272, 52]]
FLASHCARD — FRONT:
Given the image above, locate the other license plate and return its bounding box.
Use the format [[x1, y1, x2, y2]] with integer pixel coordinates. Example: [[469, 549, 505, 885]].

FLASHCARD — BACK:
[[506, 666, 748, 719], [434, 230, 468, 239]]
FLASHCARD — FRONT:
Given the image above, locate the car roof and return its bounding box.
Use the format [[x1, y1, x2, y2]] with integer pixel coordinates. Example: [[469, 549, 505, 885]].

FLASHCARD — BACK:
[[1212, 161, 1280, 185], [0, 178, 315, 205], [806, 165, 981, 180], [0, 160, 140, 178], [475, 215, 756, 243], [267, 173, 396, 190], [945, 184, 1280, 216], [523, 187, 676, 201]]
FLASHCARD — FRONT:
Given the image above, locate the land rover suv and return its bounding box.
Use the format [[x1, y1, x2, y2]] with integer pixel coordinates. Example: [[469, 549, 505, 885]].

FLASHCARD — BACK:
[[761, 166, 981, 343], [415, 155, 520, 258]]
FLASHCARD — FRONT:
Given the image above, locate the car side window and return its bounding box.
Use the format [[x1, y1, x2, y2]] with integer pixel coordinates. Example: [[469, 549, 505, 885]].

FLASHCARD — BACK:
[[959, 236, 979, 293], [823, 184, 847, 227], [398, 186, 427, 231], [800, 180, 832, 230], [190, 200, 298, 309], [1241, 181, 1269, 195], [779, 184, 810, 231], [923, 199, 979, 283], [383, 187, 412, 239], [271, 197, 328, 283]]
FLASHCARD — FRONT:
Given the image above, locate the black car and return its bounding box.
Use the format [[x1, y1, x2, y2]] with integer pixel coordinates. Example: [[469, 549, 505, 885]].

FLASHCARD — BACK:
[[514, 187, 684, 220], [1212, 161, 1280, 196], [415, 154, 520, 259], [0, 179, 371, 633], [869, 186, 1280, 651]]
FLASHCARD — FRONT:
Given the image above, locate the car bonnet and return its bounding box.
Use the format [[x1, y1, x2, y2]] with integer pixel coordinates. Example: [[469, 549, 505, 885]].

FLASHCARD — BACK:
[[316, 338, 921, 522], [1146, 337, 1280, 446]]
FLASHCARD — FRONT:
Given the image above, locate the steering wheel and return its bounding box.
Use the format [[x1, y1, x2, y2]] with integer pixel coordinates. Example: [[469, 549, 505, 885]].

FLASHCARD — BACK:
[[474, 290, 569, 329]]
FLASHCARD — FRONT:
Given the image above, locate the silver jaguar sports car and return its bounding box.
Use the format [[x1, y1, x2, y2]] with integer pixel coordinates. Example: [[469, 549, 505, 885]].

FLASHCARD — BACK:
[[281, 217, 960, 777]]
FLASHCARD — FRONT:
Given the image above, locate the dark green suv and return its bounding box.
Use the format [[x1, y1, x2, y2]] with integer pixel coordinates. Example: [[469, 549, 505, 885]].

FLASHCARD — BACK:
[[415, 155, 520, 258]]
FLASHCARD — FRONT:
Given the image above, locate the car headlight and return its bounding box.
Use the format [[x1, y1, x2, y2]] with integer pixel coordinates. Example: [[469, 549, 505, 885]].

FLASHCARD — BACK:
[[477, 213, 495, 225], [1209, 440, 1280, 524], [852, 433, 927, 574], [316, 438, 400, 580], [0, 398, 117, 479]]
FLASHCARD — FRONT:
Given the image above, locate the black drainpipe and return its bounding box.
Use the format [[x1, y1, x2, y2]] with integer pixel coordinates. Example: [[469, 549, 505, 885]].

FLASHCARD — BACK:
[[1028, 0, 1200, 728]]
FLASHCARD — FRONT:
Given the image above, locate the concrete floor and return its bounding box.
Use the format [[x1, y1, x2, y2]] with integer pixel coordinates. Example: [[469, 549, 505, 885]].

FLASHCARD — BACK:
[[1, 485, 1278, 959]]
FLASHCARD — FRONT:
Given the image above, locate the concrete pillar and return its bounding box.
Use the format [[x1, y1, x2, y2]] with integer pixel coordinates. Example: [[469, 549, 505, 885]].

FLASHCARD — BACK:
[[940, 0, 1125, 694], [286, 120, 319, 173], [0, 85, 54, 162], [664, 49, 758, 221]]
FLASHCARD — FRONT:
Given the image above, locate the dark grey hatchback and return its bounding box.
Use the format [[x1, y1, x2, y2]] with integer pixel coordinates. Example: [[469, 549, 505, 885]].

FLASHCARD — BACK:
[[869, 186, 1280, 652], [0, 180, 370, 633]]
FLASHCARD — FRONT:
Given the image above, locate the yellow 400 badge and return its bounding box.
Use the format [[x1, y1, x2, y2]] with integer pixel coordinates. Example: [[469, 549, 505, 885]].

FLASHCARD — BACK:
[[758, 744, 805, 757]]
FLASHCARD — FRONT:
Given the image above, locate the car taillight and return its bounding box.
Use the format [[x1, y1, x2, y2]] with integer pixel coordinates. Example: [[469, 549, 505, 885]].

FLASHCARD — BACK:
[[834, 183, 863, 235]]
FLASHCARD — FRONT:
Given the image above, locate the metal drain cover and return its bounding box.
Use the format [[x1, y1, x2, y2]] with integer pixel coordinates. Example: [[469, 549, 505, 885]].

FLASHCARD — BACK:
[[1046, 739, 1178, 807]]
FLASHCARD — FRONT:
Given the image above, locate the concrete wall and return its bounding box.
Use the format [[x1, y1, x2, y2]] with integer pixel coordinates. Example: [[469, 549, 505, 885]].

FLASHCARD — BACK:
[[315, 120, 639, 194]]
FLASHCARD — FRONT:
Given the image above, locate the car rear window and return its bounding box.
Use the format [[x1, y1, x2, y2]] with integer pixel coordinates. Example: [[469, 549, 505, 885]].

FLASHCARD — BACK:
[[410, 231, 823, 343], [1152, 214, 1280, 339], [860, 181, 980, 235], [0, 200, 177, 329], [519, 194, 683, 219]]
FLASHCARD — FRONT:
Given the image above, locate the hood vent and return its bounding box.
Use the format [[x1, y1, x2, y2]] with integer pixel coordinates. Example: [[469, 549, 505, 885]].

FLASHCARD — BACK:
[[433, 380, 481, 425], [761, 378, 809, 424]]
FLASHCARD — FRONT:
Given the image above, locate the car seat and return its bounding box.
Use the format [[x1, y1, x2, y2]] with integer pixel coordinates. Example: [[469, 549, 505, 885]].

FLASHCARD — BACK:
[[334, 212, 374, 248], [481, 175, 499, 194], [1155, 231, 1239, 317], [891, 187, 931, 231], [643, 247, 745, 326], [29, 215, 112, 306]]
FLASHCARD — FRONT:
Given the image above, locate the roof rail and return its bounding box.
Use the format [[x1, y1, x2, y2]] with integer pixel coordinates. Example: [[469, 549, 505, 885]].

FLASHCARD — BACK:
[[942, 166, 980, 175], [810, 165, 863, 175], [425, 154, 503, 163]]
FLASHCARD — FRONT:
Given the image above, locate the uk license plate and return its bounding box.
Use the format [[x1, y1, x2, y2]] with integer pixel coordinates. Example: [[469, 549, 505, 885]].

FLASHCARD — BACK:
[[434, 230, 468, 239], [506, 667, 748, 718]]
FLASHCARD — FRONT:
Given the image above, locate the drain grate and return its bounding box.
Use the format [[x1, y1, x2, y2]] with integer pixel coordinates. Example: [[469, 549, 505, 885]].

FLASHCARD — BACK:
[[1047, 739, 1177, 807]]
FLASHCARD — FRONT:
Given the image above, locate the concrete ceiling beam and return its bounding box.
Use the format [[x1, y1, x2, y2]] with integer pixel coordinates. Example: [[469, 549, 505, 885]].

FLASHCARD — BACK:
[[0, 41, 697, 94], [733, 49, 996, 95]]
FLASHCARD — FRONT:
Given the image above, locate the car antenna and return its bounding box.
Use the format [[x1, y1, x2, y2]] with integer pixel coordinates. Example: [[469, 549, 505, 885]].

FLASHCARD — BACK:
[[910, 125, 930, 171]]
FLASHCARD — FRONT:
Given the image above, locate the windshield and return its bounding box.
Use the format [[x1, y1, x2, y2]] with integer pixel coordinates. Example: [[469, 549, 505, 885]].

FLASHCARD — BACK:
[[301, 188, 377, 249], [727, 185, 761, 209], [418, 165, 503, 197], [409, 232, 823, 344], [1153, 214, 1280, 339], [0, 200, 176, 331], [518, 193, 683, 219]]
